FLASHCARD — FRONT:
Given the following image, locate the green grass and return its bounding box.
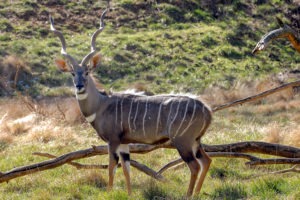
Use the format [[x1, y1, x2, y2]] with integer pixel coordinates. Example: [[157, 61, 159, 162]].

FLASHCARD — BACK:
[[1, 1, 300, 97], [1, 99, 300, 199]]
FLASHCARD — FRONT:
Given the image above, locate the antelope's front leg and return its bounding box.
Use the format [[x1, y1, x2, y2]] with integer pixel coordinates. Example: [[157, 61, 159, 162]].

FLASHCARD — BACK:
[[118, 144, 131, 195], [108, 144, 119, 191]]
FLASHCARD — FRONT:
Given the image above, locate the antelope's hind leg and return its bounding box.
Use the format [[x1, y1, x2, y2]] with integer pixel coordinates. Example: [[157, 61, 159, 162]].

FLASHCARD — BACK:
[[194, 145, 211, 195], [174, 141, 200, 197], [119, 144, 131, 195]]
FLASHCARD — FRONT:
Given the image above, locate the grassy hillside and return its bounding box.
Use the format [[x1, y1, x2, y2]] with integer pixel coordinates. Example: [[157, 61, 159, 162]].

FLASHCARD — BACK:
[[0, 1, 300, 199], [1, 0, 300, 96]]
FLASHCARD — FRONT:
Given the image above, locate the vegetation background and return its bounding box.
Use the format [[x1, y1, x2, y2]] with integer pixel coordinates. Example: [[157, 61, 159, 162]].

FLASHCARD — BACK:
[[0, 0, 300, 199]]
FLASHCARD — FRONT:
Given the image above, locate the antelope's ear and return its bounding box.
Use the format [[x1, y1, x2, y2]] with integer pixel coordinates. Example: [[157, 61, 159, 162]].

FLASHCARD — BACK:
[[55, 58, 70, 72], [90, 53, 102, 70]]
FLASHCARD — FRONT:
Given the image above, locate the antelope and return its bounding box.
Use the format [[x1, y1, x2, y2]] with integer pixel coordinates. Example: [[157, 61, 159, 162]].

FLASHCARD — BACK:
[[49, 9, 212, 197]]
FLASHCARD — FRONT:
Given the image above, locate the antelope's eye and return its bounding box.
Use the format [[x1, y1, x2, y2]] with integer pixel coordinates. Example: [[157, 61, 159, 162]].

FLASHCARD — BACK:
[[71, 72, 75, 77], [85, 71, 89, 76]]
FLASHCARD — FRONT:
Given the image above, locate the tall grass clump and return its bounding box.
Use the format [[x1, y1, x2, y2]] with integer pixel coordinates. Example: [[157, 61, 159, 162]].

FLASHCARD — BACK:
[[211, 182, 247, 199], [142, 181, 170, 200], [251, 177, 288, 198]]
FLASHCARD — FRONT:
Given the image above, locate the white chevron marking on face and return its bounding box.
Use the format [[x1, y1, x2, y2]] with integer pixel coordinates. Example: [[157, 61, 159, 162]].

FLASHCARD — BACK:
[[76, 93, 88, 100], [86, 113, 96, 123]]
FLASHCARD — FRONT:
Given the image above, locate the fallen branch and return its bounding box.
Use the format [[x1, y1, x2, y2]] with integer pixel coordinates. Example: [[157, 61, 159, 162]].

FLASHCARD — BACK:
[[0, 145, 165, 183], [245, 158, 300, 166], [269, 165, 300, 174], [203, 141, 300, 158], [33, 152, 165, 181], [212, 80, 300, 112], [0, 142, 299, 184], [157, 152, 300, 175], [33, 152, 110, 169]]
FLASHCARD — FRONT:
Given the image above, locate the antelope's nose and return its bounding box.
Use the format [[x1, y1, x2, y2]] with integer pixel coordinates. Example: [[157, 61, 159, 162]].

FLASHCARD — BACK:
[[76, 84, 84, 91]]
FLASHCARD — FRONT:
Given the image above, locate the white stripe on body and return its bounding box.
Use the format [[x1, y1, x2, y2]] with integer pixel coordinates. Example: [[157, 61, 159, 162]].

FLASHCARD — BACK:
[[166, 100, 175, 137], [174, 99, 190, 137], [120, 97, 124, 131], [155, 100, 164, 135], [115, 98, 119, 126], [128, 98, 134, 134], [142, 97, 149, 136], [133, 101, 140, 131], [168, 98, 182, 137], [86, 113, 96, 123], [179, 99, 197, 136]]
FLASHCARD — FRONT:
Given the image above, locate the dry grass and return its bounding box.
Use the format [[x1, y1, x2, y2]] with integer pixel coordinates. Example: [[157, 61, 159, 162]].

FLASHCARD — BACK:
[[0, 132, 14, 150], [263, 123, 300, 147], [203, 77, 297, 108], [0, 55, 32, 95], [75, 170, 107, 189], [0, 96, 88, 147], [2, 113, 36, 136], [1, 76, 299, 149], [203, 80, 256, 107]]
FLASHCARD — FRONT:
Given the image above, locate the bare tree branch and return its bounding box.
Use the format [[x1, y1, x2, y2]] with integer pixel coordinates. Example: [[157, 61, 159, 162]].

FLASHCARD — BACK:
[[212, 80, 300, 112], [33, 152, 110, 169], [157, 152, 300, 175], [33, 152, 165, 181], [269, 165, 300, 174], [203, 141, 300, 158], [252, 18, 300, 54], [245, 158, 300, 166]]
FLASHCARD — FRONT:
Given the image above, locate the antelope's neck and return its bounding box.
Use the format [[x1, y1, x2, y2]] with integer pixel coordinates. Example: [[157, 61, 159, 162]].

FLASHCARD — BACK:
[[76, 76, 104, 119]]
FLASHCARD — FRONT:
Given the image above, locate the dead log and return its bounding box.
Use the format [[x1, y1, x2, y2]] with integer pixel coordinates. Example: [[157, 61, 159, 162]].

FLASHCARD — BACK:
[[0, 142, 299, 184]]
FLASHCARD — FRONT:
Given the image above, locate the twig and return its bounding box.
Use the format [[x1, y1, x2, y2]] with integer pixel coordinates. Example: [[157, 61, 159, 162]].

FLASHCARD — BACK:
[[13, 64, 20, 89], [130, 160, 165, 182], [55, 98, 67, 121], [212, 80, 300, 112], [158, 158, 182, 175], [0, 113, 8, 124], [269, 164, 300, 174]]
